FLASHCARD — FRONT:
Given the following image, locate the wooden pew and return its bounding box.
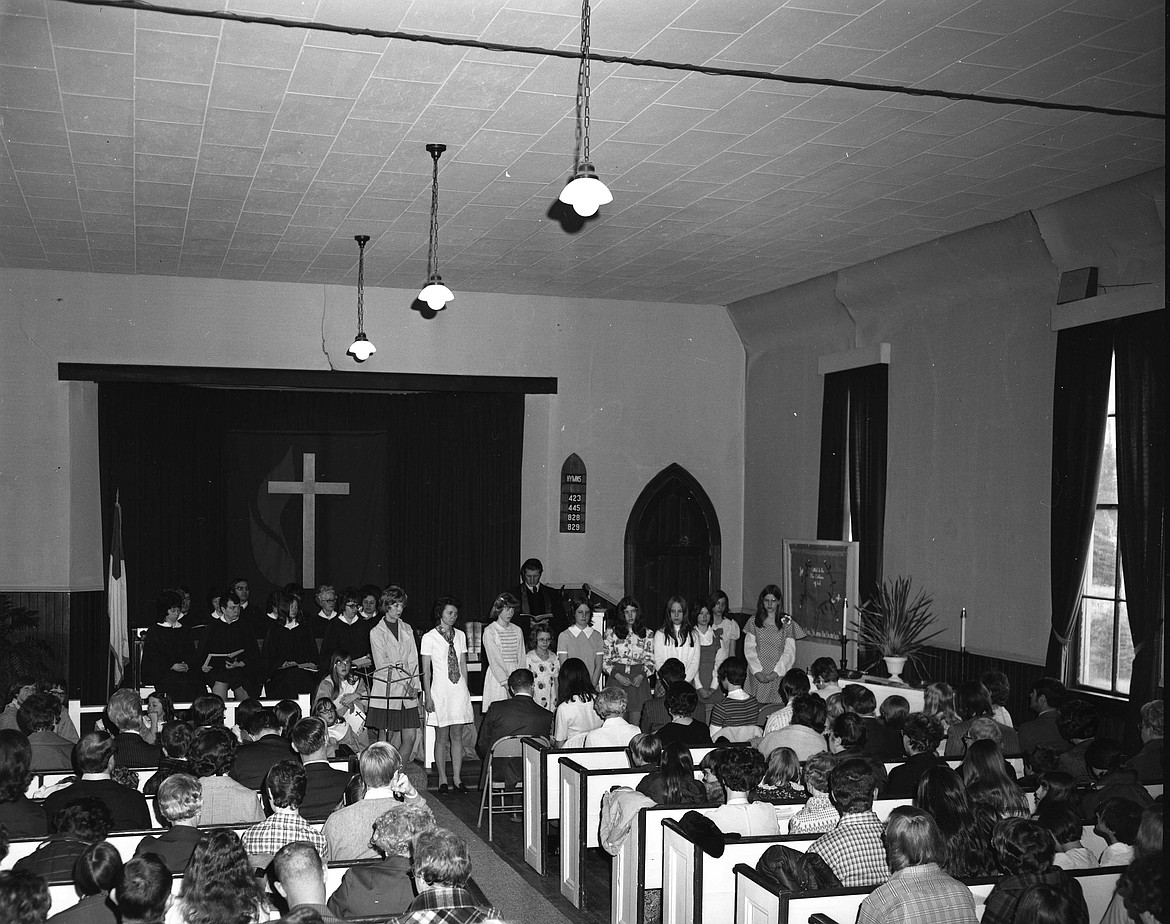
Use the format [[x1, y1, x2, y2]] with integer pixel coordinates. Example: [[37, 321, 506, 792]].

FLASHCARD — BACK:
[[44, 856, 411, 917], [69, 694, 312, 738], [559, 761, 651, 909], [663, 822, 817, 924], [521, 738, 714, 875], [733, 864, 1124, 924]]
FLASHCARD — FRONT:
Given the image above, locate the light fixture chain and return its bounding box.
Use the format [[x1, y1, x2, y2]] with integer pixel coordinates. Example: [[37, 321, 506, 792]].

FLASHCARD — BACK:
[[428, 150, 441, 278], [356, 236, 366, 334], [578, 0, 591, 164]]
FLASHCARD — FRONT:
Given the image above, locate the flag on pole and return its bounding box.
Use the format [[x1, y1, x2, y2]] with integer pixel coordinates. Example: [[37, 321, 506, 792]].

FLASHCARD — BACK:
[[109, 491, 128, 685]]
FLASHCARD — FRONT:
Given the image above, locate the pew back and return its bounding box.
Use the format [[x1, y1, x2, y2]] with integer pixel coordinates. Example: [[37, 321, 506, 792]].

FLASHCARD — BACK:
[[663, 821, 816, 924]]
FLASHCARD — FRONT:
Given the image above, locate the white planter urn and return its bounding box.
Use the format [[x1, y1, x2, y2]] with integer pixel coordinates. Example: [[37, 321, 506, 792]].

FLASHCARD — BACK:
[[883, 655, 908, 683]]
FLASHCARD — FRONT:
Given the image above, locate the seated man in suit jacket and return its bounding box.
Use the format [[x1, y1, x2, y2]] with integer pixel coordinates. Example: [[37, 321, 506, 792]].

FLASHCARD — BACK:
[[292, 717, 351, 820], [45, 732, 152, 832], [134, 772, 202, 873], [231, 710, 294, 790], [476, 668, 554, 790]]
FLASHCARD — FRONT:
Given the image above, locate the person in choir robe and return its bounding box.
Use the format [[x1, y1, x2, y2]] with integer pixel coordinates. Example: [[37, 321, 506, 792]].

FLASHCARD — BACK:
[[314, 583, 339, 639], [141, 590, 206, 702], [359, 584, 384, 632], [511, 558, 567, 641], [17, 693, 73, 771], [319, 587, 374, 672], [231, 576, 256, 625], [263, 590, 319, 698], [198, 590, 259, 701]]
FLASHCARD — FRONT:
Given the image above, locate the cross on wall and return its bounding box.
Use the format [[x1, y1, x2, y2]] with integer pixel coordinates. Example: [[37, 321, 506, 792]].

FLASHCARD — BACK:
[[267, 452, 349, 588]]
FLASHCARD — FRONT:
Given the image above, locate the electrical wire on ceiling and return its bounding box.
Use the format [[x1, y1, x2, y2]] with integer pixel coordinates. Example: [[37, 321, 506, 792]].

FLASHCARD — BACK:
[[53, 0, 1166, 121]]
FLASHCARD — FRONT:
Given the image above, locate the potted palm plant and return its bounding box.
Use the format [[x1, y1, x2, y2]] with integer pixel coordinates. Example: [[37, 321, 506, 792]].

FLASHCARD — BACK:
[[852, 576, 941, 683]]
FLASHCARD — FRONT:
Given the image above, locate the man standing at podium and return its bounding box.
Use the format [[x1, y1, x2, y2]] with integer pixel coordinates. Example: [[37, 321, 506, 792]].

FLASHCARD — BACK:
[[512, 558, 567, 641]]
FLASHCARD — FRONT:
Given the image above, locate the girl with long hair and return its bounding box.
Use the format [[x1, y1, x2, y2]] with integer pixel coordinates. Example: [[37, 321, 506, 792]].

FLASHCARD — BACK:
[[170, 829, 270, 923], [923, 682, 962, 754], [960, 739, 1030, 817], [636, 740, 705, 805], [915, 766, 997, 878], [603, 596, 655, 723], [743, 585, 806, 704], [653, 596, 699, 683], [553, 658, 601, 745], [692, 599, 727, 709]]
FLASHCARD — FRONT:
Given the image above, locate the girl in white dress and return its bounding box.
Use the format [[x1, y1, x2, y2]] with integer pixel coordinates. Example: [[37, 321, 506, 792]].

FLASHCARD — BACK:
[[526, 623, 560, 711], [420, 596, 473, 793], [481, 592, 525, 711]]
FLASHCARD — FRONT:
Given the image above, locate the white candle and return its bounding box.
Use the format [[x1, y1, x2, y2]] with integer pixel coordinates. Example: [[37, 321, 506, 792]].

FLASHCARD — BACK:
[[960, 607, 967, 652], [841, 598, 848, 639]]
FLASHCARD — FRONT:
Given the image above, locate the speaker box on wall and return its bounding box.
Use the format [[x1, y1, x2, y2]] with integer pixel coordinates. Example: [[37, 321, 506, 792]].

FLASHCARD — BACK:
[[1057, 266, 1099, 304]]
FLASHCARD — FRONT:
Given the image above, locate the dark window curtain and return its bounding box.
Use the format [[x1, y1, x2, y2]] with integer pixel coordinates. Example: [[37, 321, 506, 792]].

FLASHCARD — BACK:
[[95, 384, 522, 700], [1113, 309, 1166, 743], [847, 364, 888, 606], [817, 365, 888, 605], [816, 374, 849, 541], [1047, 322, 1113, 674]]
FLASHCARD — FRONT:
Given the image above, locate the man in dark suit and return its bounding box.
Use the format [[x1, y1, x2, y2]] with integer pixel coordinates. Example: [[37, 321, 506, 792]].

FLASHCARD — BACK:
[[511, 558, 568, 641], [292, 717, 351, 820], [134, 773, 202, 873], [1018, 677, 1071, 755], [476, 669, 553, 792], [45, 732, 152, 832], [231, 710, 294, 790]]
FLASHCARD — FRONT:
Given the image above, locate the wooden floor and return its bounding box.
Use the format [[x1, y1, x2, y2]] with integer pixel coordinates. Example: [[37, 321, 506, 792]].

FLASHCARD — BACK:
[[420, 757, 612, 924]]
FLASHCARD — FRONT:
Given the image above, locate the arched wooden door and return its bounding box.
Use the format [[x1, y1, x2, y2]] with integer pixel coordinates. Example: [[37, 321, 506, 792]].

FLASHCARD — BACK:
[[624, 464, 721, 632]]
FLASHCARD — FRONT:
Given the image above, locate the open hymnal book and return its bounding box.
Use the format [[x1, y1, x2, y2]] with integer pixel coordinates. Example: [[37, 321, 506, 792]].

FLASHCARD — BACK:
[[202, 648, 245, 671]]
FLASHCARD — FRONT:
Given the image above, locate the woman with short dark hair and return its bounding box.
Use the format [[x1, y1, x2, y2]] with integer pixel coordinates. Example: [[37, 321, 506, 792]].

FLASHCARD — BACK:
[[857, 806, 976, 924], [52, 841, 122, 924], [982, 818, 1089, 924]]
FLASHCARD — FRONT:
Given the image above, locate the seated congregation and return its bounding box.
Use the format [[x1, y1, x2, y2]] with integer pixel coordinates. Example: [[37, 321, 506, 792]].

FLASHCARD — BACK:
[[0, 574, 1163, 924]]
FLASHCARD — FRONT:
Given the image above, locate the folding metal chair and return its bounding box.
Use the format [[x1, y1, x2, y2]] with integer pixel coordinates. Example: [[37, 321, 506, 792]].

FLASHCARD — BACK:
[[476, 734, 526, 841]]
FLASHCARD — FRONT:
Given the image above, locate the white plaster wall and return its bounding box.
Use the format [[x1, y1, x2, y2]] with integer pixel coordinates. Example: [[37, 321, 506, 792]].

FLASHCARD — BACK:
[[0, 270, 746, 605]]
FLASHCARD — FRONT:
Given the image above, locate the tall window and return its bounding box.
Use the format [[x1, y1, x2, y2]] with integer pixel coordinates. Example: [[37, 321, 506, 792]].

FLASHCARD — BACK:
[[1075, 358, 1133, 695]]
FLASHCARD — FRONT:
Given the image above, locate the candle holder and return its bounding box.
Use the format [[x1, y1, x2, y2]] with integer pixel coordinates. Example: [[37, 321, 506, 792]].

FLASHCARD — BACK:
[[839, 634, 849, 673]]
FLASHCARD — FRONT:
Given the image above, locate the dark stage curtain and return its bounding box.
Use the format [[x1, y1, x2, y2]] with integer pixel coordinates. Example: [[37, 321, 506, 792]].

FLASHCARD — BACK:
[[1113, 310, 1166, 745], [99, 384, 523, 643], [816, 373, 849, 542], [1047, 321, 1112, 674], [848, 364, 888, 606], [817, 365, 888, 605]]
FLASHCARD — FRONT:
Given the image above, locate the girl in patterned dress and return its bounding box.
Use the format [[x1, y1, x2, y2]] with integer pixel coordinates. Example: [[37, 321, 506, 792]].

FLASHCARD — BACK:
[[526, 623, 560, 711], [743, 584, 806, 704], [602, 596, 655, 724]]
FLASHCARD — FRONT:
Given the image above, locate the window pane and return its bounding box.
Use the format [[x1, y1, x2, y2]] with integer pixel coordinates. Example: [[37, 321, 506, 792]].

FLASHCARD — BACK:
[[1116, 603, 1133, 694], [1090, 509, 1118, 595], [1098, 418, 1118, 504], [1079, 599, 1117, 692]]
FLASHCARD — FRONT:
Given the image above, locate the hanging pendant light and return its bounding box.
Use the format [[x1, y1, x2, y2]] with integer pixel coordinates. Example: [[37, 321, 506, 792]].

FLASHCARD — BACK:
[[346, 234, 375, 362], [419, 143, 453, 310], [558, 0, 612, 218]]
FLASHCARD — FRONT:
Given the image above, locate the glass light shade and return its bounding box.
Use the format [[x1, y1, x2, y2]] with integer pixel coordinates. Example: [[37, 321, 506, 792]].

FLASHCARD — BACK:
[[419, 274, 454, 310], [347, 333, 376, 362], [558, 162, 613, 217]]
